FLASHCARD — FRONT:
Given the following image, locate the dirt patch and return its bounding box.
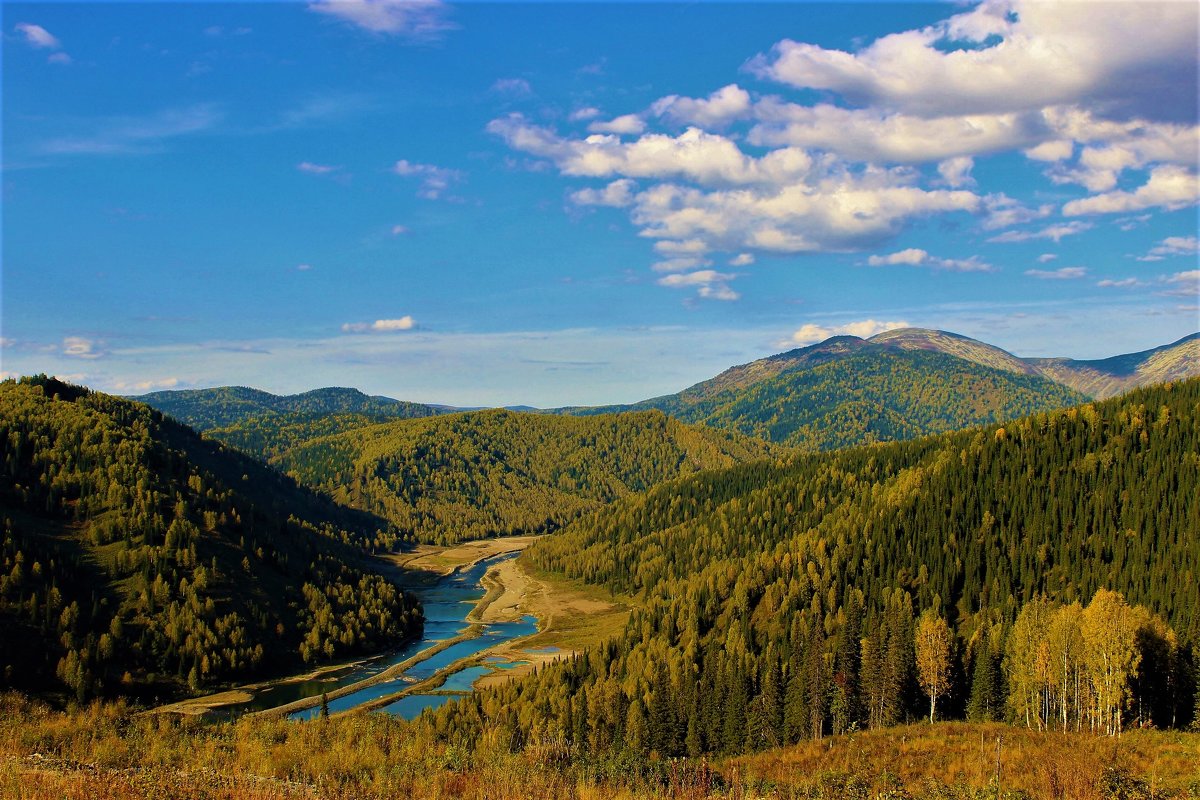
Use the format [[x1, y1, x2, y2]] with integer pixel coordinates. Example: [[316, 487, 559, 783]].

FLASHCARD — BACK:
[[156, 690, 254, 716], [383, 536, 541, 585]]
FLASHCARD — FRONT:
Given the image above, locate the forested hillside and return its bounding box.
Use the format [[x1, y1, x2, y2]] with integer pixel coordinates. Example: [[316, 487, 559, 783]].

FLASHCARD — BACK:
[[425, 379, 1200, 755], [135, 385, 449, 431], [0, 377, 421, 701], [274, 410, 781, 545], [572, 345, 1088, 450]]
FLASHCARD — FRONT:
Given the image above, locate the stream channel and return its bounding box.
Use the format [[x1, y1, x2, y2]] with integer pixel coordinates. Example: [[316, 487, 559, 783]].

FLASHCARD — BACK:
[[219, 553, 538, 721]]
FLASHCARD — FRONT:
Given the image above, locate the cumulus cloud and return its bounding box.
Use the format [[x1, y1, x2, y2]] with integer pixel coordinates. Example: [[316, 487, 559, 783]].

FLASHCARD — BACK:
[[747, 1, 1197, 121], [570, 179, 636, 208], [652, 84, 753, 129], [655, 270, 739, 301], [748, 101, 1043, 164], [587, 115, 646, 136], [1063, 165, 1200, 216], [392, 159, 463, 200], [14, 22, 60, 49], [1136, 236, 1199, 262], [308, 0, 454, 38], [341, 316, 416, 333], [62, 336, 104, 359], [1024, 267, 1087, 280], [988, 221, 1093, 244], [867, 248, 994, 272], [786, 319, 909, 345], [729, 253, 755, 266]]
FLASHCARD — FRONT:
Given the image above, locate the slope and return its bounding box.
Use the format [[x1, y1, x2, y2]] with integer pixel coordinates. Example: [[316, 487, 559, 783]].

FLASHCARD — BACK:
[[0, 377, 421, 702], [429, 378, 1200, 756], [570, 341, 1087, 450], [274, 409, 782, 545], [1027, 331, 1200, 399]]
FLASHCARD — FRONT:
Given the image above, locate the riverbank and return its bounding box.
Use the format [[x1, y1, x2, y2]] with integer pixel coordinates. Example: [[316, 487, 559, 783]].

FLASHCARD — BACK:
[[383, 536, 541, 586]]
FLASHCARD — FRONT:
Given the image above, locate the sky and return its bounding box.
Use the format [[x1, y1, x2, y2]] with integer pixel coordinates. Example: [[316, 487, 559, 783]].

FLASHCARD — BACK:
[[2, 0, 1198, 407]]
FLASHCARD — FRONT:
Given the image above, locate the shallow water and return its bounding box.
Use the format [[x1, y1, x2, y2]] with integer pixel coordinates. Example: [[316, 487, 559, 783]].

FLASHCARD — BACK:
[[260, 553, 538, 720]]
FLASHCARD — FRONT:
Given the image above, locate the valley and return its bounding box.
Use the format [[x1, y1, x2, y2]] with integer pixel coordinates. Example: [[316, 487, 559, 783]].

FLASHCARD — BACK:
[[2, 332, 1198, 799]]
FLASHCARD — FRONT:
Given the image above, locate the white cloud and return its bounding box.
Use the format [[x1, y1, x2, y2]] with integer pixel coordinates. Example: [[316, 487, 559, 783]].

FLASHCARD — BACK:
[[297, 161, 339, 175], [1160, 270, 1200, 298], [1096, 278, 1141, 288], [988, 221, 1093, 244], [568, 107, 601, 122], [341, 316, 417, 333], [588, 114, 646, 136], [1063, 165, 1200, 216], [980, 194, 1054, 231], [1136, 236, 1199, 262], [747, 1, 1197, 122], [651, 257, 710, 274], [1024, 267, 1087, 280], [570, 179, 636, 208], [786, 319, 909, 345], [392, 159, 464, 200], [867, 248, 994, 272], [1024, 140, 1073, 162], [937, 156, 974, 188], [391, 224, 409, 235], [48, 52, 72, 66], [296, 263, 313, 271], [111, 377, 181, 393], [492, 77, 532, 97], [1037, 254, 1057, 264], [729, 253, 755, 266], [308, 0, 454, 38], [652, 84, 753, 129], [62, 336, 104, 359], [14, 22, 60, 49], [656, 270, 739, 301], [749, 101, 1042, 164]]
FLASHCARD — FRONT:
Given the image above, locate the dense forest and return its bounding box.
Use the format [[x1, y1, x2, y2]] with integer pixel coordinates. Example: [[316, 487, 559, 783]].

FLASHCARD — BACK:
[[135, 385, 451, 431], [419, 379, 1200, 757], [268, 409, 781, 545], [0, 377, 421, 701], [570, 344, 1088, 450]]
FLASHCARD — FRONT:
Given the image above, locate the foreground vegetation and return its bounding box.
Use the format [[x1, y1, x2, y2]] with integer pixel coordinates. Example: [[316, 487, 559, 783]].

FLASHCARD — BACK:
[[2, 693, 1197, 800]]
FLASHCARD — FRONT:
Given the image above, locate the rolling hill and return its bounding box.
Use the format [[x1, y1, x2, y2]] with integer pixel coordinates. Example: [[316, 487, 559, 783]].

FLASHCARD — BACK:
[[134, 385, 451, 431], [270, 409, 782, 545], [0, 377, 421, 701]]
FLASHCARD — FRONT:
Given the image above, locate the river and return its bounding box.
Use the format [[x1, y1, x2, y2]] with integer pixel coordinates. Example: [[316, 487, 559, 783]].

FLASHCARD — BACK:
[[209, 552, 539, 721]]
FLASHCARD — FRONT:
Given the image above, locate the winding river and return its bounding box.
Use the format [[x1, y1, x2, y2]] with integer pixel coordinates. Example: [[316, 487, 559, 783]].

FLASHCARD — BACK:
[[211, 553, 539, 720]]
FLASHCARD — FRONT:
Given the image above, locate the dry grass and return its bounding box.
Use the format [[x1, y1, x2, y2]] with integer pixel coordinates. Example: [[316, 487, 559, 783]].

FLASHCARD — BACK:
[[734, 722, 1200, 799], [2, 694, 1198, 800]]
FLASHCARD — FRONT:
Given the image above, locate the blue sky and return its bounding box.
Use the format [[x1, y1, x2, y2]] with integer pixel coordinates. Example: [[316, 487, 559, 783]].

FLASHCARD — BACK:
[[3, 1, 1197, 406]]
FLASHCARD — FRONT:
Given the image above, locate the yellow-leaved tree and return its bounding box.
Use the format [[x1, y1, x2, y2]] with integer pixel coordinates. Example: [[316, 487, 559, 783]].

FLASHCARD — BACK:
[[915, 609, 952, 723]]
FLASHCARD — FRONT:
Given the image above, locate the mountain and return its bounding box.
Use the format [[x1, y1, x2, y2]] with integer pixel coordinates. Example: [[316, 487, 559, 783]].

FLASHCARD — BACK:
[[873, 328, 1200, 399], [558, 329, 1199, 449], [271, 409, 782, 545], [0, 377, 421, 701], [431, 377, 1200, 757], [1026, 331, 1200, 399], [564, 335, 1088, 450], [134, 385, 451, 431]]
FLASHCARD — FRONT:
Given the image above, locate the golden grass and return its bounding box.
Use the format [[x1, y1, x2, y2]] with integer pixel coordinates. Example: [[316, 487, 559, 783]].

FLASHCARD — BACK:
[[3, 694, 1198, 800]]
